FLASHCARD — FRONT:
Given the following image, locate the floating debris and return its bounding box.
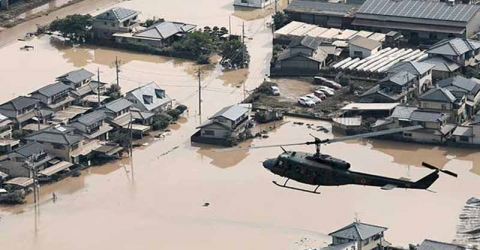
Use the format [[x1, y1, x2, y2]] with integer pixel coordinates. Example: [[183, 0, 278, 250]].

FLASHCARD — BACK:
[[293, 122, 304, 125], [457, 197, 480, 244], [203, 202, 210, 207]]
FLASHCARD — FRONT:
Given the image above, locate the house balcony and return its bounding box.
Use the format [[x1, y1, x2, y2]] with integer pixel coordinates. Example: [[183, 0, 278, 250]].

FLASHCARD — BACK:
[[232, 115, 250, 131]]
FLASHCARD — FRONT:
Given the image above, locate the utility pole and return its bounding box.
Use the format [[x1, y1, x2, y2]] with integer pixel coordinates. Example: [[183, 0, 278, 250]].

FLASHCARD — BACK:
[[274, 0, 277, 13], [197, 67, 202, 116], [129, 113, 133, 158], [228, 15, 231, 40], [97, 67, 101, 105], [241, 22, 245, 69], [115, 56, 121, 87]]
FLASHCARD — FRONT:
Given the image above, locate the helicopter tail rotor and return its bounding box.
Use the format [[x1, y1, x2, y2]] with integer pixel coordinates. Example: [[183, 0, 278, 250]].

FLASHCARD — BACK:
[[422, 162, 458, 178]]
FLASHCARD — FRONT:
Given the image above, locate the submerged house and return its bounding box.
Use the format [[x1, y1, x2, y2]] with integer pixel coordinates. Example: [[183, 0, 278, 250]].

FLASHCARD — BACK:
[[192, 105, 250, 146], [71, 110, 112, 141], [437, 76, 480, 118], [0, 96, 40, 129], [114, 21, 197, 47], [419, 86, 467, 124], [0, 142, 54, 178], [92, 7, 141, 39], [30, 82, 74, 112], [57, 69, 106, 101], [417, 239, 466, 250], [103, 98, 151, 137], [323, 222, 389, 250], [125, 82, 172, 113], [275, 36, 327, 73]]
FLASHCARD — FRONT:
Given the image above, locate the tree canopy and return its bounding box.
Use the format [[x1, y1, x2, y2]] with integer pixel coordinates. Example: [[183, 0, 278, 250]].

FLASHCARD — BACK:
[[220, 39, 250, 68], [272, 12, 289, 30], [49, 14, 93, 43], [173, 31, 215, 63]]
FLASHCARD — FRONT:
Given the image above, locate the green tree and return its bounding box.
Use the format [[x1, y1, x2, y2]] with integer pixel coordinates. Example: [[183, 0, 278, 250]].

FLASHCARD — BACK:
[[152, 113, 172, 130], [109, 130, 130, 148], [49, 14, 93, 43], [144, 17, 165, 27], [173, 31, 215, 63], [272, 12, 289, 30], [106, 84, 122, 101], [220, 39, 250, 68]]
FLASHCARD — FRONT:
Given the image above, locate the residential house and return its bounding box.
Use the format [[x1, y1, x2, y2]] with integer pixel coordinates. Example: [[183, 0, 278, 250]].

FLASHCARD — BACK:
[[125, 82, 172, 113], [437, 76, 480, 118], [233, 0, 272, 8], [30, 82, 74, 112], [25, 125, 86, 163], [349, 36, 381, 59], [403, 110, 454, 143], [427, 38, 480, 67], [92, 7, 141, 39], [0, 142, 53, 178], [0, 113, 13, 138], [417, 239, 465, 250], [284, 1, 358, 29], [452, 113, 480, 144], [419, 86, 466, 123], [387, 61, 434, 94], [0, 96, 40, 129], [353, 0, 480, 40], [57, 68, 106, 101], [71, 110, 112, 141], [276, 36, 327, 72], [114, 21, 196, 47], [325, 222, 389, 250], [420, 56, 461, 80], [192, 105, 250, 145], [102, 98, 151, 136], [359, 71, 417, 103]]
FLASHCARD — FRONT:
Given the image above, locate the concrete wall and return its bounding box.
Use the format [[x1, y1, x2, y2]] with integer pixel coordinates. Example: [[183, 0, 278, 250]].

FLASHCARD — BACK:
[[200, 127, 230, 139]]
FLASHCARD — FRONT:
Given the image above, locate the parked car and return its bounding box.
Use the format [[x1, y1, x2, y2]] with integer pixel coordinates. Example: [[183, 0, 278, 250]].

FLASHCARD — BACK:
[[314, 76, 342, 89], [270, 86, 280, 96], [298, 97, 315, 107], [316, 86, 335, 96], [304, 94, 322, 103], [314, 90, 327, 100]]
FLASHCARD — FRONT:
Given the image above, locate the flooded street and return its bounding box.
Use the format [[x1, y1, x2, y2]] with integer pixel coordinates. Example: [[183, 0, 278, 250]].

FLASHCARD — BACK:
[[0, 0, 479, 249]]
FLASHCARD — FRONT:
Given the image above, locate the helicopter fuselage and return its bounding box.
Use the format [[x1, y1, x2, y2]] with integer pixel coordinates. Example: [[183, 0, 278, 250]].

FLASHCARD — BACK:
[[263, 151, 439, 190]]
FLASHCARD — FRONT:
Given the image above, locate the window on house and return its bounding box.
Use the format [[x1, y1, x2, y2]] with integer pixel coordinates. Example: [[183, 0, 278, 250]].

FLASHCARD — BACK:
[[460, 136, 469, 142], [71, 143, 79, 150], [53, 144, 65, 150], [404, 133, 412, 137], [143, 95, 154, 104], [111, 23, 115, 27], [203, 130, 215, 136], [364, 238, 370, 246], [104, 22, 107, 26], [155, 89, 165, 99], [353, 51, 363, 58], [441, 104, 447, 110], [241, 0, 248, 3]]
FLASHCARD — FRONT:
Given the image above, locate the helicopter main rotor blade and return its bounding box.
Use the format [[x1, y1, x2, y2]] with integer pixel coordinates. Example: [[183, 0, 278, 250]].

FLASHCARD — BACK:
[[213, 142, 308, 152], [422, 162, 458, 178], [326, 125, 423, 144]]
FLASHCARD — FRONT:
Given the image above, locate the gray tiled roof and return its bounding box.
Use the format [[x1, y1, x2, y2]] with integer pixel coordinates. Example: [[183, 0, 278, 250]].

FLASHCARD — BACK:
[[428, 38, 480, 56], [349, 36, 381, 50], [14, 142, 46, 158], [410, 111, 449, 123], [288, 36, 321, 50], [357, 0, 480, 22], [0, 96, 39, 112], [26, 126, 83, 145], [420, 56, 460, 73], [328, 222, 387, 241], [418, 239, 465, 250], [286, 0, 357, 16], [75, 110, 107, 126], [125, 82, 171, 112], [277, 49, 327, 63], [211, 105, 249, 121], [31, 82, 70, 97], [391, 106, 418, 119], [437, 76, 480, 95], [57, 69, 94, 85], [94, 7, 140, 22], [105, 98, 133, 113], [381, 71, 416, 86], [453, 126, 473, 137], [388, 61, 435, 76], [134, 22, 197, 40], [420, 87, 456, 103]]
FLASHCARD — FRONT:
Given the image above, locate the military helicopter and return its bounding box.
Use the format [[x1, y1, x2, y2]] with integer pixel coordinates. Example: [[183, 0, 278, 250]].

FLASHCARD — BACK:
[[218, 125, 457, 194]]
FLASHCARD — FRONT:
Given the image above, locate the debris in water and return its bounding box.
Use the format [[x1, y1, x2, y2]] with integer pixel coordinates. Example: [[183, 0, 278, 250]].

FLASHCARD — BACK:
[[157, 146, 179, 158], [456, 197, 480, 244], [294, 122, 304, 125], [203, 202, 210, 207]]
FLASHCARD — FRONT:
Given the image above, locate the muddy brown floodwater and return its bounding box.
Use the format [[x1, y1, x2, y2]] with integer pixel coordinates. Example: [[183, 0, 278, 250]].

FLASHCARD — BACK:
[[0, 0, 480, 249]]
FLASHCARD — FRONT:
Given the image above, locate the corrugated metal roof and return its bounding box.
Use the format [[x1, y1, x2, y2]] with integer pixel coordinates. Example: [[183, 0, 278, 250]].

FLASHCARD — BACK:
[[286, 0, 358, 16], [211, 105, 249, 121], [418, 239, 465, 250], [328, 222, 387, 241], [357, 0, 480, 22]]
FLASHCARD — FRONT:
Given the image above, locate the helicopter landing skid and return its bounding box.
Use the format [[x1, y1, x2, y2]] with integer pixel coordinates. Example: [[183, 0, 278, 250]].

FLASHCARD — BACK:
[[272, 180, 321, 194]]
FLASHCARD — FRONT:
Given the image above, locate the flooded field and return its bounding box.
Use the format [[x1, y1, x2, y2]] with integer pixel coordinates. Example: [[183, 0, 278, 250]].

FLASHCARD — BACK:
[[0, 0, 479, 249]]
